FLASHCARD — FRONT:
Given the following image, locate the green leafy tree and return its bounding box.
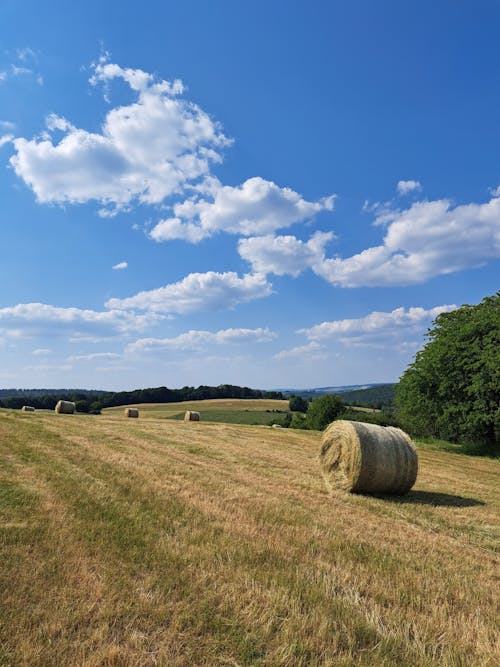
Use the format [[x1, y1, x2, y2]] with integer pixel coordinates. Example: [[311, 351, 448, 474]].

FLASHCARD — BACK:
[[289, 395, 308, 412], [306, 394, 344, 431], [396, 293, 499, 452]]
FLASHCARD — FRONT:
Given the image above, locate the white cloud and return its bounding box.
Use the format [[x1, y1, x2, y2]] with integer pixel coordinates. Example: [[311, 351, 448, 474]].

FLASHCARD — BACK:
[[9, 61, 229, 216], [238, 231, 334, 276], [298, 304, 456, 348], [0, 120, 15, 130], [106, 271, 273, 314], [0, 135, 13, 149], [150, 178, 335, 242], [316, 197, 500, 287], [127, 327, 276, 353], [112, 261, 128, 270], [68, 352, 121, 361], [32, 348, 51, 356], [397, 180, 421, 195], [490, 185, 500, 197], [17, 47, 38, 63], [273, 341, 325, 360], [0, 303, 160, 338], [11, 65, 32, 76]]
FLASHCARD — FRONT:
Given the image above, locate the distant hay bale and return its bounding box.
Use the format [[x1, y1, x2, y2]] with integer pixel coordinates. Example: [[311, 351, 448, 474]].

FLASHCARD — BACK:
[[55, 400, 75, 415], [21, 405, 36, 412], [124, 408, 139, 418], [320, 420, 418, 495], [184, 411, 200, 422], [272, 424, 283, 429]]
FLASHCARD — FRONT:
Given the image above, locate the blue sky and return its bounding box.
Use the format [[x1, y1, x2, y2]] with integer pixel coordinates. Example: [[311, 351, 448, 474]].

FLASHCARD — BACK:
[[0, 0, 498, 390]]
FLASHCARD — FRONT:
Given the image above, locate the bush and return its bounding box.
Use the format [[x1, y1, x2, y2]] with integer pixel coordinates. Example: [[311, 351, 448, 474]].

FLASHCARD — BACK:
[[289, 395, 308, 412], [289, 413, 308, 429], [306, 394, 344, 431]]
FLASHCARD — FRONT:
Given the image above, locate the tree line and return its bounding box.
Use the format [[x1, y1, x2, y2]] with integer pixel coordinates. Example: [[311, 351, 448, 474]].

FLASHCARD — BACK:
[[0, 384, 284, 413]]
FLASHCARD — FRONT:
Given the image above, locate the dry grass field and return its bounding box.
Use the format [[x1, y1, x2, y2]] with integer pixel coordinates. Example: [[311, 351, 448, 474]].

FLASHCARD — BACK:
[[0, 407, 498, 666]]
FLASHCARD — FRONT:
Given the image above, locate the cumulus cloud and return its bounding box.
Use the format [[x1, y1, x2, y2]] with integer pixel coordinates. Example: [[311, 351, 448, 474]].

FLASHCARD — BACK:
[[106, 271, 273, 314], [112, 261, 128, 270], [316, 197, 500, 287], [298, 304, 456, 347], [238, 231, 334, 276], [0, 303, 160, 338], [397, 180, 421, 195], [150, 178, 335, 242], [9, 61, 229, 216], [127, 327, 276, 353]]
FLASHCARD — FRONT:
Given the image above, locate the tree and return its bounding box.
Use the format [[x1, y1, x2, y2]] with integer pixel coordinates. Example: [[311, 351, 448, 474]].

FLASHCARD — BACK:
[[396, 293, 499, 452], [289, 395, 308, 412], [306, 394, 344, 431]]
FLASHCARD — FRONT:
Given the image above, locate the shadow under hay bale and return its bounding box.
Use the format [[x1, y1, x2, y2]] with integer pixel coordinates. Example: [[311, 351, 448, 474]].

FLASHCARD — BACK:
[[320, 420, 418, 495], [184, 411, 200, 422], [124, 408, 139, 418], [372, 490, 485, 507], [55, 400, 75, 415]]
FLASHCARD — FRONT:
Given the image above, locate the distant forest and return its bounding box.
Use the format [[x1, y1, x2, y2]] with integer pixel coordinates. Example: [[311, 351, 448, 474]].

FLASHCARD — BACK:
[[0, 383, 396, 413], [334, 384, 396, 410], [0, 385, 284, 412]]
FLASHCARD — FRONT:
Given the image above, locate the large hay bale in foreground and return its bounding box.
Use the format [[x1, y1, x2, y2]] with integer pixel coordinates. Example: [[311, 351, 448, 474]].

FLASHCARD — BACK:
[[55, 400, 75, 415], [124, 408, 139, 418], [21, 405, 36, 412], [184, 411, 200, 422], [320, 420, 418, 494]]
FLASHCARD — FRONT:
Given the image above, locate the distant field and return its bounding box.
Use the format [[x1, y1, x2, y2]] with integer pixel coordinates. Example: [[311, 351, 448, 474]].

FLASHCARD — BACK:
[[0, 409, 498, 666], [104, 398, 290, 426]]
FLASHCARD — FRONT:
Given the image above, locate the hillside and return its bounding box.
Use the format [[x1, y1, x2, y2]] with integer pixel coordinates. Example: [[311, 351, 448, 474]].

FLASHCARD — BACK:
[[104, 398, 290, 426], [0, 409, 498, 666], [336, 384, 396, 409]]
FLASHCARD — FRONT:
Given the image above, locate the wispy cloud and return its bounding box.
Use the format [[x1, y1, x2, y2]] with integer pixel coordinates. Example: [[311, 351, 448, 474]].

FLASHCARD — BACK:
[[127, 327, 276, 354], [0, 302, 161, 338], [112, 261, 128, 270], [273, 341, 324, 360]]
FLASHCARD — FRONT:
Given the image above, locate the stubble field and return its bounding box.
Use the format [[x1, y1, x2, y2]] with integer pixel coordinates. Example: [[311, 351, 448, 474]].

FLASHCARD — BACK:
[[0, 406, 498, 666]]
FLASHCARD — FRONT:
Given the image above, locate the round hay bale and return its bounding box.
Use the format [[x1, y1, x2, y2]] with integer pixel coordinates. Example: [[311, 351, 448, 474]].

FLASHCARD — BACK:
[[320, 420, 418, 495], [124, 408, 139, 418], [21, 405, 36, 412], [184, 411, 200, 422], [55, 400, 75, 415], [272, 424, 283, 429]]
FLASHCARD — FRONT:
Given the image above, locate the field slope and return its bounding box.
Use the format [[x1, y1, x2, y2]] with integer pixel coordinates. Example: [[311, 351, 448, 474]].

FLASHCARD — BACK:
[[0, 409, 498, 666], [104, 398, 290, 426]]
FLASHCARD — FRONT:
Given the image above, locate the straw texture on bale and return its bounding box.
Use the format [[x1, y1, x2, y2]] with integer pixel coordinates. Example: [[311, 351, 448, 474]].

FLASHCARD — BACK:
[[55, 400, 75, 415], [184, 411, 200, 422], [320, 420, 418, 494], [21, 405, 36, 412], [124, 408, 139, 418]]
